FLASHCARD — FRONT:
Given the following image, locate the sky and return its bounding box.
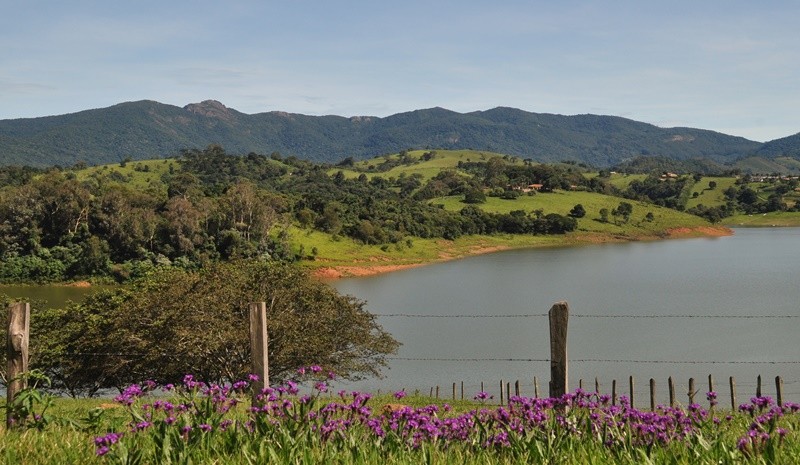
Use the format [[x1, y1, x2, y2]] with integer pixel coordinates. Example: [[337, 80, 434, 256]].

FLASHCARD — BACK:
[[1, 0, 798, 142]]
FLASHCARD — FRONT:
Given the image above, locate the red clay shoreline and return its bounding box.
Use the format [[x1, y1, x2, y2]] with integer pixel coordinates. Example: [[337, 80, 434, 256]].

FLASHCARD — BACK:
[[311, 226, 733, 280]]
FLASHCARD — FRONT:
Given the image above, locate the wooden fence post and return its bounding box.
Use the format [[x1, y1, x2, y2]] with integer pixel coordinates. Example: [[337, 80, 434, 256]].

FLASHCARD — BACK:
[[548, 301, 569, 398], [612, 379, 617, 406], [249, 302, 269, 404], [708, 374, 715, 410], [533, 377, 539, 398], [756, 375, 762, 398], [649, 378, 656, 411], [776, 376, 783, 407], [7, 302, 30, 428], [729, 376, 737, 411], [688, 378, 695, 405], [629, 376, 635, 409], [668, 376, 675, 408]]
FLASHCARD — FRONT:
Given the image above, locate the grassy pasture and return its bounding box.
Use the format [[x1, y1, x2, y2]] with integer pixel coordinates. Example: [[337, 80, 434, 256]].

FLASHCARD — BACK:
[[685, 176, 738, 209], [431, 190, 710, 235], [331, 150, 513, 182], [73, 158, 174, 193]]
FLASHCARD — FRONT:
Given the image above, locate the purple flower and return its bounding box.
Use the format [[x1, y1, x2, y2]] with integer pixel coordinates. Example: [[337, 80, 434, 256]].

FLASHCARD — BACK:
[[394, 390, 407, 400]]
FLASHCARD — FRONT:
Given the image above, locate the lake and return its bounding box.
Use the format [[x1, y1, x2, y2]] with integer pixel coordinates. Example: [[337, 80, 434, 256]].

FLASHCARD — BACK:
[[331, 227, 800, 404], [2, 228, 797, 405]]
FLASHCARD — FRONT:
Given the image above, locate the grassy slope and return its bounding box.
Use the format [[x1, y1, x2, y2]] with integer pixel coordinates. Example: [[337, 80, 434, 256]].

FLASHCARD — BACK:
[[684, 176, 800, 226], [74, 158, 173, 194], [307, 155, 725, 276], [332, 150, 513, 182], [60, 152, 758, 278]]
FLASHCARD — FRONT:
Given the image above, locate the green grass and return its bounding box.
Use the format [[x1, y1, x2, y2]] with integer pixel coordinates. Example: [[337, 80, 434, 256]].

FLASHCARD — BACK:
[[685, 176, 738, 209], [432, 190, 711, 235], [74, 158, 174, 193], [726, 211, 800, 227], [291, 189, 719, 277], [331, 150, 514, 182], [3, 392, 800, 464]]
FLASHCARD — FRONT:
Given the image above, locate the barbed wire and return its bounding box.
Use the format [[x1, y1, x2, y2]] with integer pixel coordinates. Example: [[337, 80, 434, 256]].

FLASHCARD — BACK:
[[573, 314, 800, 319], [375, 312, 800, 319], [376, 313, 548, 318], [43, 353, 800, 368], [388, 357, 800, 365]]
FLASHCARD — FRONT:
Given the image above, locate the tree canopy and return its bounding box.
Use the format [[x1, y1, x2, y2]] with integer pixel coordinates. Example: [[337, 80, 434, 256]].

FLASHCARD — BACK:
[[32, 261, 399, 396]]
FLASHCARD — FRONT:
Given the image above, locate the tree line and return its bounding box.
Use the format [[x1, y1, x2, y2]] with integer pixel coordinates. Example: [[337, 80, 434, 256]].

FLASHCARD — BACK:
[[0, 146, 582, 283]]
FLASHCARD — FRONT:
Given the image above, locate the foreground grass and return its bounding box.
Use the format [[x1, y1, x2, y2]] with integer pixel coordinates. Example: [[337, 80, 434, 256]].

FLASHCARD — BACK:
[[3, 377, 800, 465]]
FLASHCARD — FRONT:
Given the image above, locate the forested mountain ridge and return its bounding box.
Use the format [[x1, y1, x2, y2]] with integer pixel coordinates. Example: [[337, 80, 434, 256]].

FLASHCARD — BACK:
[[0, 100, 778, 168]]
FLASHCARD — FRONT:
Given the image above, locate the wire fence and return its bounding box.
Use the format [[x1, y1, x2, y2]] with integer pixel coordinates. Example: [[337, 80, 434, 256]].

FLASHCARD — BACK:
[[366, 308, 800, 400]]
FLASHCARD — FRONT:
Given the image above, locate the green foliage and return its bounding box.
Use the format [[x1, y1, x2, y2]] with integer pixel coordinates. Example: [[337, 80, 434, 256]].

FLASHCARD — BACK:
[[33, 261, 399, 394], [0, 146, 757, 284], [0, 100, 767, 168]]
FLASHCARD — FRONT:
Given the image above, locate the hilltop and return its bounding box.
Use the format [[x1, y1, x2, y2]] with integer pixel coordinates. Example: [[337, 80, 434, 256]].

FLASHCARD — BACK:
[[0, 100, 780, 168]]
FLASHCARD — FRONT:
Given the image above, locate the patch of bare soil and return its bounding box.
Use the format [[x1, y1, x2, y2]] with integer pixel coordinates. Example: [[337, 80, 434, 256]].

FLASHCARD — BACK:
[[666, 226, 732, 237], [312, 263, 424, 279]]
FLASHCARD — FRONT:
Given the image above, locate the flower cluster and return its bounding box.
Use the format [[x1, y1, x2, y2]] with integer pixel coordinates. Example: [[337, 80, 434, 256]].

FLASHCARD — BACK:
[[95, 371, 799, 461], [736, 396, 799, 456]]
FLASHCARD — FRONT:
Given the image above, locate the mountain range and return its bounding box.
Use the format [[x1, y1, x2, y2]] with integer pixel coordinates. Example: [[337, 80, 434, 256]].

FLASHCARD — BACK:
[[0, 99, 797, 169]]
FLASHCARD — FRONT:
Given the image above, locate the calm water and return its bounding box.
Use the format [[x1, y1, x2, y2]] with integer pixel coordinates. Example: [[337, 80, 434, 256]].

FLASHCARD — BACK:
[[332, 228, 800, 403]]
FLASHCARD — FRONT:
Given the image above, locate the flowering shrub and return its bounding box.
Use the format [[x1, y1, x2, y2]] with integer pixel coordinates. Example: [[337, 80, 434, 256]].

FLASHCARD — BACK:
[[95, 371, 800, 464]]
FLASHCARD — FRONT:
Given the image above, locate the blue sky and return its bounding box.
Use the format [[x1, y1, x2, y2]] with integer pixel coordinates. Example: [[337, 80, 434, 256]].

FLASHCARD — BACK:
[[1, 0, 798, 142]]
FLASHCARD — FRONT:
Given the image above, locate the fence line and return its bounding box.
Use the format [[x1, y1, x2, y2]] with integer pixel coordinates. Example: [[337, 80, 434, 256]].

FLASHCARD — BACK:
[[375, 312, 800, 319], [6, 298, 800, 429], [387, 357, 800, 365]]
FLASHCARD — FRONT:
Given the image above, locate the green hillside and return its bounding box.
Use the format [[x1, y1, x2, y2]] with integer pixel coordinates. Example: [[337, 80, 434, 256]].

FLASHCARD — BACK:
[[12, 147, 800, 282], [0, 100, 769, 168]]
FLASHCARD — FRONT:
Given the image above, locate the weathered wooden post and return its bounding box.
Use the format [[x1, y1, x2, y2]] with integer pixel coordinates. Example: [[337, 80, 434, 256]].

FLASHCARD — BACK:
[[729, 376, 737, 411], [7, 302, 30, 428], [612, 379, 617, 405], [548, 301, 569, 398], [688, 378, 696, 405], [708, 374, 715, 410], [776, 376, 783, 407], [249, 302, 269, 404], [668, 376, 675, 407], [629, 376, 635, 408], [756, 375, 762, 398], [533, 377, 539, 398], [649, 378, 656, 411]]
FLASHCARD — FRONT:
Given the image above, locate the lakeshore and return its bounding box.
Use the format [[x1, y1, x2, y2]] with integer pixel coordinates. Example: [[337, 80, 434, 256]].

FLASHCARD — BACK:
[[310, 225, 732, 279]]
